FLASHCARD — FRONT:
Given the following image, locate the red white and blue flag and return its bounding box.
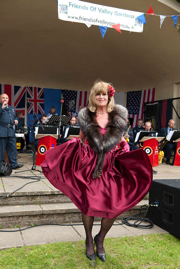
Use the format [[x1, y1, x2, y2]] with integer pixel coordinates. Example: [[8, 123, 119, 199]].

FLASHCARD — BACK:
[[127, 88, 155, 128], [0, 84, 26, 116], [62, 89, 90, 116], [27, 87, 44, 114]]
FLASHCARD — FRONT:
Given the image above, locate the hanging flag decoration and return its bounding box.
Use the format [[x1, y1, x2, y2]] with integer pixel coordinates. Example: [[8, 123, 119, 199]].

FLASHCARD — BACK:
[[171, 15, 178, 27], [137, 14, 146, 24], [146, 6, 155, 15], [58, 0, 180, 37], [160, 15, 166, 28], [112, 24, 121, 33], [99, 26, 108, 38]]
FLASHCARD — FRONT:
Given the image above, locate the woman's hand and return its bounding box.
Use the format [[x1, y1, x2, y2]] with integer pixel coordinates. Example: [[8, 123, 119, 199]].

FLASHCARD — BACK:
[[120, 136, 125, 143]]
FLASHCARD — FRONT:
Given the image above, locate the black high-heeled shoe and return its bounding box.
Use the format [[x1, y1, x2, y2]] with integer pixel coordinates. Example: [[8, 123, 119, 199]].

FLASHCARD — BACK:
[[85, 241, 96, 261], [94, 234, 106, 262]]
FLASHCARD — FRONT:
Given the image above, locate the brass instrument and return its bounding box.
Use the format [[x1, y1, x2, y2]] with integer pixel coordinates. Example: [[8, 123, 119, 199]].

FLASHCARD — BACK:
[[124, 125, 131, 143]]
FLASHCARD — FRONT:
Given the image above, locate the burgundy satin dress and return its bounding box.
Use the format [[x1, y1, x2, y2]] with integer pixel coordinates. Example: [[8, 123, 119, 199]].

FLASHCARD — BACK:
[[41, 127, 152, 219]]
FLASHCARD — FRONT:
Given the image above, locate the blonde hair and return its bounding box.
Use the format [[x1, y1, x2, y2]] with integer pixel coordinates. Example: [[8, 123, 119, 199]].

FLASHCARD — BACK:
[[89, 80, 115, 112]]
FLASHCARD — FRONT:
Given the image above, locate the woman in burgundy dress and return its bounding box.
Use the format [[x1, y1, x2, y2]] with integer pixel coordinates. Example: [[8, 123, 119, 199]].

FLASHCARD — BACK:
[[41, 80, 152, 263]]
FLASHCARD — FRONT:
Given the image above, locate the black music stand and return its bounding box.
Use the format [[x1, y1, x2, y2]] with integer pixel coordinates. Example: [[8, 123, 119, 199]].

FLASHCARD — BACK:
[[48, 115, 71, 126], [64, 126, 80, 139], [167, 131, 180, 141], [135, 131, 157, 144], [48, 115, 72, 144]]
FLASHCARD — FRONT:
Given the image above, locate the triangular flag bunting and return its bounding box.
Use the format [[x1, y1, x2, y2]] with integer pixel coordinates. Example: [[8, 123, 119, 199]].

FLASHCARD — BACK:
[[99, 26, 107, 38], [171, 15, 178, 27], [137, 14, 146, 24], [112, 24, 122, 33], [147, 6, 155, 15], [160, 15, 166, 28], [85, 23, 91, 28]]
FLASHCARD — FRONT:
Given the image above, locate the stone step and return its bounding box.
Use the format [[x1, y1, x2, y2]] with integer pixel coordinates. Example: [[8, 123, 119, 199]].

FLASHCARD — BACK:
[[0, 191, 149, 206], [0, 191, 71, 206], [0, 200, 149, 228]]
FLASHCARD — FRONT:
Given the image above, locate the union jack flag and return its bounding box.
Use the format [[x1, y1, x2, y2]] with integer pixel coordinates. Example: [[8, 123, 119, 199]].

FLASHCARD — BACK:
[[27, 87, 44, 114], [0, 84, 26, 116], [62, 89, 89, 116]]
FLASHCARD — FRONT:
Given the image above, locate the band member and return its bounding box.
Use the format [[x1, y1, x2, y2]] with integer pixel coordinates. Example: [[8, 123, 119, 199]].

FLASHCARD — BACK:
[[144, 121, 152, 132], [159, 119, 177, 164], [47, 106, 58, 117], [124, 120, 138, 151], [35, 114, 48, 150], [60, 116, 78, 144], [133, 119, 144, 137], [0, 94, 23, 169], [15, 111, 25, 131], [35, 114, 48, 126]]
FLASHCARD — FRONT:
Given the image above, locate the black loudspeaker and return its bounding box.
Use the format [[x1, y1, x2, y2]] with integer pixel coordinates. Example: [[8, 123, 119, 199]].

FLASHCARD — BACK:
[[0, 162, 12, 176], [149, 179, 180, 239]]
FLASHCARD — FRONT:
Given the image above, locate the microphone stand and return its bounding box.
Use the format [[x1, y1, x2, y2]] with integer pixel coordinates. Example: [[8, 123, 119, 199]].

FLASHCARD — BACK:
[[17, 113, 42, 173], [58, 100, 64, 145]]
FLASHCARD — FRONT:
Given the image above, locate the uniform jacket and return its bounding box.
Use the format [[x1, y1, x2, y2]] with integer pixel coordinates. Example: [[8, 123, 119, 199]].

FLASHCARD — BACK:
[[0, 103, 18, 137], [133, 126, 144, 137]]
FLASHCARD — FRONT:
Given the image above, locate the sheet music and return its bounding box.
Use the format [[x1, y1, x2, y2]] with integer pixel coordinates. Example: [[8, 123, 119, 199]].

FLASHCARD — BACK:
[[135, 132, 141, 143], [64, 127, 69, 138], [167, 130, 174, 141]]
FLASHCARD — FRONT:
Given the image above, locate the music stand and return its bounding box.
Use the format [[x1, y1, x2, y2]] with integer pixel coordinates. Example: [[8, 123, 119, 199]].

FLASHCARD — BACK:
[[35, 126, 59, 139], [135, 131, 157, 143], [64, 127, 80, 140], [167, 131, 180, 142], [48, 115, 71, 126]]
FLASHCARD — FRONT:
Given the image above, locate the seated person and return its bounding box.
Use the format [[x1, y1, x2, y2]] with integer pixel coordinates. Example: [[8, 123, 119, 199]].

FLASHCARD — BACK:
[[124, 119, 138, 151], [60, 116, 78, 144], [133, 119, 144, 137], [35, 114, 48, 126], [159, 119, 177, 165], [47, 106, 58, 118], [135, 121, 155, 148], [15, 111, 25, 131], [35, 114, 48, 150]]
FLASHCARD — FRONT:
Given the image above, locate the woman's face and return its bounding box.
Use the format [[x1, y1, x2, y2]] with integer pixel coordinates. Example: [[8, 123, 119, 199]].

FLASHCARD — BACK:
[[95, 92, 108, 108]]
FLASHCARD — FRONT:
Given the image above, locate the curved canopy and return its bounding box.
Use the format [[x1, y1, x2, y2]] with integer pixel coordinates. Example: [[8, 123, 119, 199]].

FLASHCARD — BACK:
[[0, 0, 180, 92]]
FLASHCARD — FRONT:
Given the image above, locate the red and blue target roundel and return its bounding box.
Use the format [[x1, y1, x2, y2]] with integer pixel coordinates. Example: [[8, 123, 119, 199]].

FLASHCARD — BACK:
[[38, 145, 47, 155], [177, 147, 180, 156], [144, 146, 153, 156]]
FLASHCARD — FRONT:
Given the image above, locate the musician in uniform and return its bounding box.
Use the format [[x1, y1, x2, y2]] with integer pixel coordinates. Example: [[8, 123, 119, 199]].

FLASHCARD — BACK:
[[135, 121, 158, 174], [159, 119, 177, 164], [60, 116, 78, 144], [15, 111, 25, 131], [35, 114, 48, 150], [124, 119, 138, 151], [47, 106, 58, 118], [0, 94, 23, 169], [133, 119, 144, 137]]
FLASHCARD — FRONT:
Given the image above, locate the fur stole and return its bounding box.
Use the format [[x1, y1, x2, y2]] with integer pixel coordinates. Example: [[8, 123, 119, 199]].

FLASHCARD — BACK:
[[78, 105, 128, 178]]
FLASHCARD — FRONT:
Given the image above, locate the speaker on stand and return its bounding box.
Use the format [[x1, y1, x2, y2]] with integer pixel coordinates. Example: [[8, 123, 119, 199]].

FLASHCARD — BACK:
[[149, 179, 180, 239]]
